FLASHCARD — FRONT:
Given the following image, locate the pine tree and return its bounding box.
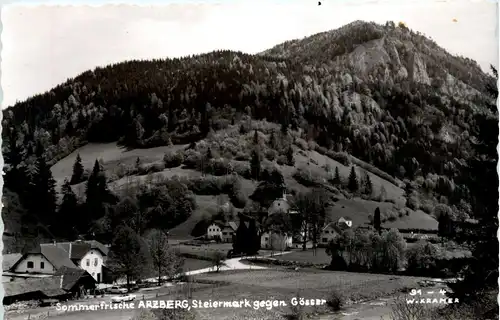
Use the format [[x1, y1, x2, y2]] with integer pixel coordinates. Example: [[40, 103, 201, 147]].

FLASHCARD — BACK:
[[250, 149, 261, 180], [135, 157, 141, 169], [247, 219, 260, 255], [333, 167, 341, 185], [374, 207, 381, 233], [269, 131, 277, 149], [70, 153, 84, 185], [206, 147, 213, 160], [85, 159, 109, 223], [233, 216, 249, 254], [29, 154, 57, 228], [286, 146, 294, 166], [347, 166, 358, 192], [56, 179, 80, 238], [253, 129, 259, 144], [363, 172, 373, 195]]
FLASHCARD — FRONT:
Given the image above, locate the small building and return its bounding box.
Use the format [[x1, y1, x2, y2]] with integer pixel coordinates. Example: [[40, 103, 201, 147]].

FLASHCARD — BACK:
[[3, 267, 96, 305], [207, 222, 223, 240], [42, 240, 108, 283], [11, 244, 77, 275], [320, 217, 353, 245], [268, 192, 297, 215], [260, 231, 293, 251], [221, 221, 238, 243]]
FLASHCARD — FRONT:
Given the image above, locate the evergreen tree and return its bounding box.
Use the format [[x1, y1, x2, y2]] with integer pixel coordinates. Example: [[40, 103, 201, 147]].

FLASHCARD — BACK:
[[269, 131, 277, 149], [29, 154, 57, 228], [286, 146, 294, 166], [70, 153, 84, 185], [253, 129, 259, 144], [56, 179, 80, 239], [85, 159, 116, 227], [247, 219, 260, 255], [374, 207, 381, 233], [250, 149, 261, 180], [347, 166, 359, 192], [233, 216, 249, 254], [363, 172, 373, 195], [206, 147, 213, 160], [135, 157, 141, 169], [333, 167, 341, 185], [437, 212, 452, 237]]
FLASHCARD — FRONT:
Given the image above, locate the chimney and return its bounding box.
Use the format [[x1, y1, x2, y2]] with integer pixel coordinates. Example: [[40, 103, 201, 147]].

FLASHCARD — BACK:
[[69, 243, 72, 259]]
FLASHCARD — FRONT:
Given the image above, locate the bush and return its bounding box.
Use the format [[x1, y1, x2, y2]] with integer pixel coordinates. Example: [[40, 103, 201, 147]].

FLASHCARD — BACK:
[[164, 151, 184, 168], [390, 296, 431, 320], [265, 149, 278, 161], [326, 151, 351, 166], [183, 150, 202, 169], [326, 290, 344, 311], [206, 158, 232, 176], [137, 162, 165, 175], [277, 155, 287, 165], [295, 138, 309, 150]]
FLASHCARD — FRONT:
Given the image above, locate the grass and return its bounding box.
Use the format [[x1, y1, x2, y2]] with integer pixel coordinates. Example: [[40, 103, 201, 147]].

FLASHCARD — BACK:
[[194, 268, 429, 311], [273, 249, 331, 265], [183, 258, 214, 272], [329, 198, 397, 227], [383, 209, 438, 231]]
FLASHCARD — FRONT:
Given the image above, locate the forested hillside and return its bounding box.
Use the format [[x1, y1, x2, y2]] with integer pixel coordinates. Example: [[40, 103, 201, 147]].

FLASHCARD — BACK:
[[2, 20, 497, 244]]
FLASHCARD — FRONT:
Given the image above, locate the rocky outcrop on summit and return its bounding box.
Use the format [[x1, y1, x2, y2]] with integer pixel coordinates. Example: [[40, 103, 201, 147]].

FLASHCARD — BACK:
[[407, 52, 431, 85]]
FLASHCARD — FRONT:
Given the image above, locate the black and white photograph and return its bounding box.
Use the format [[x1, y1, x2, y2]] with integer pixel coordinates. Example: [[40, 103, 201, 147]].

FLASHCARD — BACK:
[[1, 1, 498, 319]]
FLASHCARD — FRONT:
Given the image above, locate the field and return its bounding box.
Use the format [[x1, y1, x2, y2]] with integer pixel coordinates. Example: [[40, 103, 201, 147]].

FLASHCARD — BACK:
[[273, 249, 331, 265], [186, 268, 430, 319], [328, 198, 398, 227], [382, 209, 438, 231]]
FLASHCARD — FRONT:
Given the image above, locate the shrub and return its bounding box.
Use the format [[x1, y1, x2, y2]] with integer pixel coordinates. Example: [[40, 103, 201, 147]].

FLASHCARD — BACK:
[[277, 155, 287, 165], [265, 149, 278, 161], [164, 151, 184, 168], [231, 162, 252, 179], [326, 290, 344, 311], [206, 158, 232, 176], [137, 162, 165, 175], [326, 151, 351, 166], [183, 150, 202, 169], [295, 138, 309, 150], [390, 296, 431, 320], [234, 151, 250, 161]]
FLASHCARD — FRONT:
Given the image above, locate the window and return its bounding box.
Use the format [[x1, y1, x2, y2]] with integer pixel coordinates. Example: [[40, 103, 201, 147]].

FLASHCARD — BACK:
[[92, 272, 95, 276], [322, 238, 328, 243], [27, 261, 34, 268], [86, 259, 90, 267], [325, 230, 329, 234], [265, 237, 269, 241], [223, 232, 228, 235], [94, 258, 98, 266], [40, 262, 45, 269]]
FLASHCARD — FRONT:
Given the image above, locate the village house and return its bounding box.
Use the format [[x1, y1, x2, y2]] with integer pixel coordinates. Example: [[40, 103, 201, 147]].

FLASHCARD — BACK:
[[207, 221, 238, 242], [268, 191, 298, 215], [42, 240, 109, 283], [6, 240, 109, 283], [260, 231, 293, 251], [320, 217, 353, 245]]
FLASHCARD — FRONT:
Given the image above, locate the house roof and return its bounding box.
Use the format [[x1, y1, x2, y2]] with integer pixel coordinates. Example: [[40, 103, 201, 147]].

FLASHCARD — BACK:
[[322, 222, 342, 233], [17, 245, 78, 270], [210, 220, 239, 231], [3, 253, 23, 271], [55, 267, 94, 291], [40, 240, 108, 261], [3, 276, 63, 297]]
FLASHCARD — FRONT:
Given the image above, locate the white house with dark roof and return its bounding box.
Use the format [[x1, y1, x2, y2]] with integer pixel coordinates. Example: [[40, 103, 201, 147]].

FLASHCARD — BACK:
[[8, 240, 108, 283], [207, 221, 238, 242]]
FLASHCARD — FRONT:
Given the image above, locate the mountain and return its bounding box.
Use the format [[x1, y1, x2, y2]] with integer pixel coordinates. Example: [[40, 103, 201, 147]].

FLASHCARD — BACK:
[[2, 20, 497, 246]]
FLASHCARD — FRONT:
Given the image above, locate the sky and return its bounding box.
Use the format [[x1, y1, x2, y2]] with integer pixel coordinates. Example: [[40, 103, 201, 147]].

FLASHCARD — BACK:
[[1, 0, 498, 108]]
